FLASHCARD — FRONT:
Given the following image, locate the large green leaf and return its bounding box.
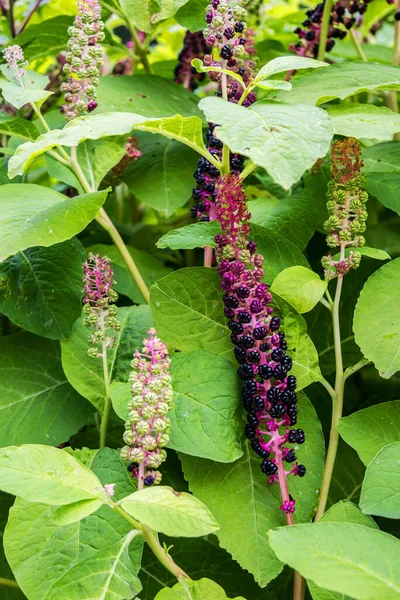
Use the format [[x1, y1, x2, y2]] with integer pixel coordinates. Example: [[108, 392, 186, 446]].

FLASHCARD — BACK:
[[0, 69, 52, 110], [61, 305, 152, 412], [123, 132, 198, 215], [0, 332, 93, 447], [0, 445, 106, 504], [175, 0, 209, 31], [327, 104, 400, 141], [328, 442, 365, 508], [0, 184, 108, 261], [0, 492, 25, 600], [353, 258, 400, 378], [154, 578, 245, 600], [274, 62, 400, 105], [269, 523, 400, 600], [0, 238, 85, 340], [8, 112, 214, 178], [0, 111, 39, 141], [362, 141, 400, 173], [4, 448, 143, 600], [14, 15, 72, 60], [87, 243, 172, 304], [120, 486, 219, 537], [181, 392, 324, 586], [200, 97, 333, 189], [255, 56, 328, 80], [78, 136, 126, 190], [152, 0, 192, 23], [338, 401, 400, 466], [157, 221, 221, 250], [271, 266, 327, 314], [360, 442, 400, 519], [169, 350, 242, 462], [365, 173, 400, 216], [150, 267, 232, 358], [119, 0, 151, 31], [96, 75, 202, 118]]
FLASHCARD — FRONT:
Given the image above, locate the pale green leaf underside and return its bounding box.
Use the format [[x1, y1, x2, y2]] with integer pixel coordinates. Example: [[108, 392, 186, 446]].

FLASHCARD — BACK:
[[269, 523, 400, 600], [271, 266, 327, 314], [327, 104, 400, 141], [255, 55, 328, 80], [155, 578, 246, 600], [360, 442, 400, 519], [120, 486, 219, 537], [199, 97, 333, 189], [353, 257, 400, 378], [156, 221, 221, 250], [338, 400, 400, 466]]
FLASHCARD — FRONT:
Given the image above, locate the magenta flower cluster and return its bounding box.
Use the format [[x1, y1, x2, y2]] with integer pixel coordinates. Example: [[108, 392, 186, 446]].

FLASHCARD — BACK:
[[120, 329, 173, 488], [61, 0, 105, 119], [214, 175, 306, 517], [82, 253, 120, 359], [290, 0, 371, 58]]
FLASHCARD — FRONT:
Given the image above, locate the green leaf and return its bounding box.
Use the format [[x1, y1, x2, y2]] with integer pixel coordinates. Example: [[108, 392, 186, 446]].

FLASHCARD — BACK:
[[119, 0, 151, 31], [254, 80, 292, 92], [362, 141, 400, 173], [250, 222, 310, 281], [328, 441, 365, 508], [338, 401, 400, 466], [14, 15, 72, 60], [0, 492, 25, 600], [269, 523, 400, 600], [9, 112, 215, 178], [200, 97, 333, 190], [365, 172, 400, 216], [271, 266, 327, 314], [255, 56, 328, 80], [123, 132, 198, 215], [96, 75, 202, 118], [0, 183, 108, 261], [4, 448, 143, 600], [157, 221, 221, 250], [0, 70, 52, 110], [360, 442, 400, 519], [169, 350, 242, 462], [327, 104, 400, 141], [0, 238, 85, 340], [61, 305, 152, 412], [0, 332, 93, 447], [332, 246, 391, 262], [88, 243, 172, 304], [150, 267, 232, 358], [0, 111, 39, 141], [120, 486, 219, 537], [154, 578, 246, 600], [273, 62, 400, 105], [152, 0, 192, 23], [353, 257, 400, 378], [0, 445, 106, 504], [78, 136, 126, 190], [181, 392, 324, 586], [52, 498, 105, 526], [175, 0, 209, 31]]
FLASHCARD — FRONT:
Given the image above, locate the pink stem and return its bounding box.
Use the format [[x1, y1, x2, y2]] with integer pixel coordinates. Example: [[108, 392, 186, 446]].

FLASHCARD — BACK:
[[204, 202, 217, 267], [272, 435, 294, 526]]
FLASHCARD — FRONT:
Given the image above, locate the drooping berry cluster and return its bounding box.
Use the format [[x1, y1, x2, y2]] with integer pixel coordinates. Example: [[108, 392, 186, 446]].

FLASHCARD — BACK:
[[82, 254, 120, 359], [215, 175, 306, 516], [175, 31, 209, 90], [203, 0, 250, 65], [321, 138, 368, 280], [120, 329, 173, 488], [61, 0, 105, 119], [3, 45, 28, 84], [290, 0, 371, 58]]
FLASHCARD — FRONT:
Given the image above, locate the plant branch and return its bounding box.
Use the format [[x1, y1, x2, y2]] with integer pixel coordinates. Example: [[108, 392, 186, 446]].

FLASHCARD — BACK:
[[127, 22, 153, 74], [318, 376, 336, 401], [239, 160, 257, 181], [18, 0, 44, 34], [0, 578, 19, 588], [319, 296, 332, 311], [344, 357, 370, 381], [8, 0, 15, 37], [349, 29, 367, 62], [317, 0, 334, 61]]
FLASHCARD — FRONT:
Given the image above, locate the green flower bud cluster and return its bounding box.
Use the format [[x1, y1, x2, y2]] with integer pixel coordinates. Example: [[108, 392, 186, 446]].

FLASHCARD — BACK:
[[322, 138, 368, 280], [60, 0, 105, 119], [82, 254, 120, 360], [120, 329, 173, 488]]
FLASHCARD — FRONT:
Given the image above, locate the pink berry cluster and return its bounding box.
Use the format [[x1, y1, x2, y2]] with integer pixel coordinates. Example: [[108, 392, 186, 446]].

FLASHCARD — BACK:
[[214, 175, 306, 517], [82, 254, 120, 359], [61, 0, 105, 119], [175, 30, 209, 91], [290, 0, 371, 59], [120, 329, 173, 488], [321, 138, 368, 280]]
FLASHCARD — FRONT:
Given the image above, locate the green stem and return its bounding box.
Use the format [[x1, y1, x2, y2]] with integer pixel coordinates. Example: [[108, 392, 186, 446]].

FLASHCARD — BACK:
[[319, 296, 332, 311], [349, 29, 367, 62], [0, 577, 19, 588], [317, 0, 334, 61], [314, 271, 344, 522], [99, 309, 112, 449], [239, 160, 257, 181], [128, 22, 153, 74], [344, 357, 370, 381]]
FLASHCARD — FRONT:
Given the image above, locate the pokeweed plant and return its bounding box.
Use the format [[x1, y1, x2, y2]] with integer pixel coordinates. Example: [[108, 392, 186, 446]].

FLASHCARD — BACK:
[[0, 0, 399, 599]]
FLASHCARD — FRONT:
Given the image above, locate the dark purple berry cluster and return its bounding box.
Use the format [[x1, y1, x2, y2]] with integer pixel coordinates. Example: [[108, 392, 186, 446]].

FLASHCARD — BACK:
[[174, 31, 209, 91], [290, 0, 371, 58]]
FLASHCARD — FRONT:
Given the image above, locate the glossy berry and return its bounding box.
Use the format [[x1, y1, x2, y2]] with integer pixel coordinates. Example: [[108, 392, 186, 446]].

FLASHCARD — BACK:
[[281, 356, 293, 370], [253, 326, 267, 340], [234, 21, 244, 32], [144, 475, 155, 486], [251, 395, 265, 411], [247, 412, 259, 426], [287, 375, 297, 390], [270, 316, 281, 331], [285, 450, 297, 463], [238, 311, 252, 323], [238, 364, 254, 380], [247, 350, 261, 364], [228, 320, 243, 334], [273, 365, 286, 380], [234, 346, 247, 363], [296, 429, 305, 444], [261, 459, 278, 475], [237, 335, 254, 349], [224, 295, 239, 309], [237, 286, 250, 299], [259, 341, 270, 352], [297, 464, 306, 477], [220, 44, 233, 59], [245, 424, 256, 439], [267, 387, 280, 402], [269, 403, 285, 418], [127, 462, 138, 472], [243, 380, 257, 395], [259, 364, 273, 380]]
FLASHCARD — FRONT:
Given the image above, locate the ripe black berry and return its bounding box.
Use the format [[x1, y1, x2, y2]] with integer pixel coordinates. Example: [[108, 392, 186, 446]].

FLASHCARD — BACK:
[[270, 317, 281, 331], [259, 341, 270, 352], [287, 375, 297, 390], [253, 326, 267, 340], [224, 307, 235, 319], [144, 475, 155, 486], [259, 364, 273, 380], [269, 403, 285, 418], [267, 387, 280, 403], [234, 21, 244, 32], [237, 336, 254, 349], [245, 424, 256, 439], [231, 156, 243, 171], [238, 311, 251, 323], [243, 380, 257, 395], [224, 295, 239, 309], [261, 459, 278, 475], [297, 429, 305, 444], [220, 44, 233, 59], [247, 412, 258, 426], [247, 351, 261, 364], [234, 346, 247, 363], [288, 430, 298, 444], [237, 286, 250, 299], [285, 450, 297, 463], [127, 462, 138, 472], [271, 348, 284, 361], [238, 364, 254, 380], [273, 365, 286, 381], [297, 464, 306, 477], [251, 396, 265, 412], [290, 414, 298, 425], [281, 356, 293, 370]]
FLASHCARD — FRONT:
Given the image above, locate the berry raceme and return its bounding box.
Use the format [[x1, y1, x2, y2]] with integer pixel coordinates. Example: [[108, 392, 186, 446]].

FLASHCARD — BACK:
[[61, 0, 105, 119], [290, 0, 372, 59], [82, 254, 120, 359], [174, 30, 209, 91], [321, 138, 368, 280], [120, 329, 173, 488], [215, 175, 306, 517]]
